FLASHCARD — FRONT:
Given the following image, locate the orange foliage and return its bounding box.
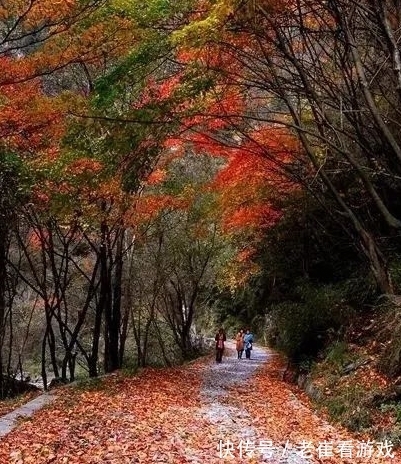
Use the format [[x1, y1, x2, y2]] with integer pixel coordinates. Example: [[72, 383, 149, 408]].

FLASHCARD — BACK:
[[0, 350, 394, 463], [0, 360, 215, 464], [26, 228, 49, 251], [0, 80, 67, 152], [145, 168, 167, 185], [0, 0, 135, 156], [160, 29, 302, 281], [66, 158, 103, 176], [0, 4, 133, 86], [208, 127, 298, 236], [173, 27, 301, 238], [0, 2, 138, 221], [228, 354, 399, 463], [125, 193, 189, 227], [223, 203, 282, 232], [134, 74, 183, 110]]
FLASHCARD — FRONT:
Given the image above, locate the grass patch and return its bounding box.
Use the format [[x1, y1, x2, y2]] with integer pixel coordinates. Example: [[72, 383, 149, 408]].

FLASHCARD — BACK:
[[75, 376, 104, 392], [308, 340, 401, 445], [121, 364, 139, 377], [323, 383, 374, 431], [325, 341, 354, 367]]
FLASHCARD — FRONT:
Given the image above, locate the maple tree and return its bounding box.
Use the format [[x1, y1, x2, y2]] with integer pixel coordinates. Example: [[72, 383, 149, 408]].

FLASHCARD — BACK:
[[170, 0, 401, 294], [0, 0, 141, 389], [124, 150, 227, 363], [0, 1, 123, 395], [0, 0, 214, 385], [0, 0, 223, 387]]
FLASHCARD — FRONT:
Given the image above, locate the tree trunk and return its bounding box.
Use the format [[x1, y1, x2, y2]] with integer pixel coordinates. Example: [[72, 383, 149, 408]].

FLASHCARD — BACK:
[[89, 295, 103, 377], [41, 329, 48, 391], [0, 235, 6, 398], [45, 309, 59, 379], [119, 304, 129, 367], [360, 229, 393, 294], [110, 228, 124, 370]]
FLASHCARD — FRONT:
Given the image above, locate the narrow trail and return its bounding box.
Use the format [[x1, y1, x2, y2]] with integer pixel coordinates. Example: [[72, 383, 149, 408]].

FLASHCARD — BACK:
[[199, 341, 310, 463]]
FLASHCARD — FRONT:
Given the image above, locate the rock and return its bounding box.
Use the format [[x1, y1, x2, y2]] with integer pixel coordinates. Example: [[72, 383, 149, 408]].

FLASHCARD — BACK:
[[302, 378, 323, 402], [1, 376, 41, 397], [341, 359, 369, 375], [48, 377, 68, 389]]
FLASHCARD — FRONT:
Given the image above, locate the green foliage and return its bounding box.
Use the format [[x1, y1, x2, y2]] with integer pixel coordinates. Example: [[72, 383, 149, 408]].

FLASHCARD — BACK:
[[376, 425, 401, 449], [0, 151, 31, 216], [207, 282, 261, 330], [212, 191, 376, 362], [75, 376, 103, 392], [93, 39, 170, 111], [120, 362, 139, 377], [325, 341, 353, 368], [111, 0, 195, 24], [266, 282, 352, 360], [171, 0, 238, 45], [380, 402, 401, 424], [324, 384, 373, 431], [378, 320, 401, 378]]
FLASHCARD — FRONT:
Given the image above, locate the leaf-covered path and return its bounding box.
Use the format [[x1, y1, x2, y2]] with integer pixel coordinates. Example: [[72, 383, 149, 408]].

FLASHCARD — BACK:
[[199, 342, 309, 463], [0, 343, 397, 463]]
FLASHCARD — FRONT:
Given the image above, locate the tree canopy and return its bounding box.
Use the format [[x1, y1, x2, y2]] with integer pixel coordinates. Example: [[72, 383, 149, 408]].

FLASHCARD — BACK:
[[1, 0, 401, 399]]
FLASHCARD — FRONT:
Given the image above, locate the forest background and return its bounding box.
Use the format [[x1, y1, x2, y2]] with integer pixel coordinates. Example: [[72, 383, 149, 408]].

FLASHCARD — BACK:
[[2, 0, 401, 442]]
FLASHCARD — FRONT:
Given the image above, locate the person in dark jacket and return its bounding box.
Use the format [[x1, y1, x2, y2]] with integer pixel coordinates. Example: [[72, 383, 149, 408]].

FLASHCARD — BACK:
[[215, 328, 226, 363]]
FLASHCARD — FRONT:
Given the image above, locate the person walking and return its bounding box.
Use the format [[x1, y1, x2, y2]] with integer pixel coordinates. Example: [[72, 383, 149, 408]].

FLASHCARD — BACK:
[[244, 328, 254, 359], [235, 328, 245, 359], [215, 328, 226, 363]]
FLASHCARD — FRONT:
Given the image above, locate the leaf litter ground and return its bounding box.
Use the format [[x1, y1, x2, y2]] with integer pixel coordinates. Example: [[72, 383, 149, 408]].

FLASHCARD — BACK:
[[0, 342, 397, 463]]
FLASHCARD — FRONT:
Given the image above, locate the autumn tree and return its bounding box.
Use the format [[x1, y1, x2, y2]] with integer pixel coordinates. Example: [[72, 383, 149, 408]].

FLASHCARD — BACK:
[[0, 0, 138, 390], [124, 150, 227, 364], [170, 0, 401, 295]]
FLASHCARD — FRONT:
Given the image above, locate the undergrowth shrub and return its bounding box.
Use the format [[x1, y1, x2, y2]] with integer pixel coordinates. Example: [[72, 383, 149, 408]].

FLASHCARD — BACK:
[[266, 282, 353, 361], [324, 383, 374, 431], [377, 302, 401, 378]]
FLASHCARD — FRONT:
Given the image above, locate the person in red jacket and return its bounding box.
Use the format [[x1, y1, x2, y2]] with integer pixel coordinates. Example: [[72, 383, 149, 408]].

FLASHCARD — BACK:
[[215, 328, 226, 363]]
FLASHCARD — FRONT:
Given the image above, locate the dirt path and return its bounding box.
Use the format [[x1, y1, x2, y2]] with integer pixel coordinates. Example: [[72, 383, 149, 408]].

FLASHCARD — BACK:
[[199, 341, 310, 463]]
